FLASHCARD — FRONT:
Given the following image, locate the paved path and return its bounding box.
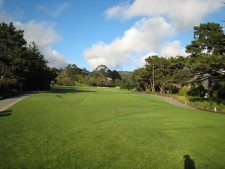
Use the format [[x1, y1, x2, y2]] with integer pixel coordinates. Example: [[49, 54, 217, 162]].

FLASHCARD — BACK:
[[0, 93, 34, 112], [157, 95, 196, 110]]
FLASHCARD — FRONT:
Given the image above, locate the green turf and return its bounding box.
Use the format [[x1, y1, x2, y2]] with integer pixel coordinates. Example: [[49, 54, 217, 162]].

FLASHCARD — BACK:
[[0, 86, 225, 169]]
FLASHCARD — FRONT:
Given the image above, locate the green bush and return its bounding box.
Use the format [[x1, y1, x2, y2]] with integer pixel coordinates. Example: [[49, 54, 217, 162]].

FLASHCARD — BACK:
[[179, 86, 189, 96], [187, 84, 207, 98], [219, 84, 225, 99], [120, 81, 133, 90]]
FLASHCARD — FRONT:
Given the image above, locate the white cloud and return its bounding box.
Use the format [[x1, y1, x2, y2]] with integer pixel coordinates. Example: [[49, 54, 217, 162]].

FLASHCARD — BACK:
[[13, 21, 68, 68], [37, 2, 70, 17], [159, 41, 188, 57], [42, 47, 68, 68], [104, 2, 129, 20], [0, 6, 68, 68], [83, 17, 174, 69], [0, 0, 69, 68], [105, 0, 223, 30], [14, 21, 61, 47], [90, 0, 223, 70], [138, 41, 187, 68]]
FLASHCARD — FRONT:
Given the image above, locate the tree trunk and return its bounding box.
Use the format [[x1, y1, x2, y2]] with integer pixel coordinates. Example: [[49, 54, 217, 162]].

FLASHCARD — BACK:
[[152, 64, 155, 92], [159, 84, 164, 94], [143, 84, 150, 91]]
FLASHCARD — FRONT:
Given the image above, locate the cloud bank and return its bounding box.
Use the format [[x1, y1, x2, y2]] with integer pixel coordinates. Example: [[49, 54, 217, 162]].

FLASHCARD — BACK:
[[83, 0, 223, 70], [105, 0, 223, 30], [14, 21, 68, 68], [15, 21, 61, 47], [83, 17, 186, 69], [19, 21, 68, 68]]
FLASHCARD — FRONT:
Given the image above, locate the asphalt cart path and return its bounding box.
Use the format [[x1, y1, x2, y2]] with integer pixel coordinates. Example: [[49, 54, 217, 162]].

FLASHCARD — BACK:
[[157, 95, 196, 110], [0, 93, 34, 112]]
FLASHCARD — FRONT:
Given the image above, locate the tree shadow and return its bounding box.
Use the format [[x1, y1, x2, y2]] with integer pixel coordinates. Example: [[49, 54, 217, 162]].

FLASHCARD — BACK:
[[189, 97, 206, 102], [48, 86, 96, 94], [184, 155, 196, 169], [0, 110, 12, 117], [51, 88, 96, 94]]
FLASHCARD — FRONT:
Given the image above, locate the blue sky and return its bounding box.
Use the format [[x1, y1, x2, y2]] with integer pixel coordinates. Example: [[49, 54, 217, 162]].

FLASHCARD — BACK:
[[0, 0, 224, 71]]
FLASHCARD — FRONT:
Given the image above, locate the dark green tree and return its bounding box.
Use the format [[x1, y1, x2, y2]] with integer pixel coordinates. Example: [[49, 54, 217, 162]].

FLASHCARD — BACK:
[[0, 22, 57, 92], [145, 56, 172, 93], [24, 42, 52, 90], [186, 22, 225, 75], [89, 65, 112, 86], [107, 69, 122, 85], [186, 22, 225, 56], [56, 64, 80, 86], [185, 22, 225, 101], [131, 68, 148, 91], [188, 54, 225, 74], [0, 22, 27, 90], [168, 56, 193, 86]]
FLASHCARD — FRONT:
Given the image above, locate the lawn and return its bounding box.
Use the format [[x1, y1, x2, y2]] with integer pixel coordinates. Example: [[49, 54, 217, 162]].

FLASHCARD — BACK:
[[0, 86, 225, 169]]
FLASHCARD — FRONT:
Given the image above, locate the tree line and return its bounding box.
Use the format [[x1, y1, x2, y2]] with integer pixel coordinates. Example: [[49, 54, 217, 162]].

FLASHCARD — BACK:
[[1, 22, 225, 100], [55, 64, 122, 87], [0, 22, 123, 97], [121, 22, 225, 100]]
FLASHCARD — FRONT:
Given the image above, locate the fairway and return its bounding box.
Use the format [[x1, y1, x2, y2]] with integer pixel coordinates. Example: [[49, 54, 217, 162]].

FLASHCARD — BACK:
[[0, 86, 225, 169]]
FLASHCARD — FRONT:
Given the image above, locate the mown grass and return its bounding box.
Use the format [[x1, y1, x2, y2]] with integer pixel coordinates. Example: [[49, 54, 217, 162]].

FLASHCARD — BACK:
[[0, 86, 225, 169]]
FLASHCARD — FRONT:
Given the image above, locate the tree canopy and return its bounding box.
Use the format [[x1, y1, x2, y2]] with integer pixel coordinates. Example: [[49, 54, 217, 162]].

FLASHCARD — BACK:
[[0, 22, 56, 93], [186, 22, 225, 56], [130, 22, 224, 95]]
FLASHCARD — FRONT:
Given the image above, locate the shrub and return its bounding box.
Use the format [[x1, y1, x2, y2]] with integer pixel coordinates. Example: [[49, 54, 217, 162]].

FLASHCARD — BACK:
[[120, 81, 133, 90], [187, 84, 206, 98], [219, 84, 225, 99], [179, 86, 189, 96]]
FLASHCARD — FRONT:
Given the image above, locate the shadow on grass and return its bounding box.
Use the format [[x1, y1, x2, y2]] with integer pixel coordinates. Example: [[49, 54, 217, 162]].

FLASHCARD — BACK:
[[184, 155, 196, 169], [0, 110, 12, 117], [50, 87, 96, 94]]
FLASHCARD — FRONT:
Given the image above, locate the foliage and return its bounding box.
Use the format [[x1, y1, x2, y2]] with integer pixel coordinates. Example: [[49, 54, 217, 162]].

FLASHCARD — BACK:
[[168, 57, 193, 84], [85, 65, 122, 87], [221, 84, 225, 99], [131, 68, 148, 91], [187, 84, 207, 98], [55, 64, 122, 87], [144, 56, 191, 93], [0, 22, 27, 89], [188, 54, 225, 74], [184, 22, 225, 102], [188, 97, 225, 112], [186, 22, 225, 56], [0, 22, 56, 93], [179, 86, 189, 96], [56, 64, 81, 86], [120, 81, 133, 90], [23, 42, 54, 90]]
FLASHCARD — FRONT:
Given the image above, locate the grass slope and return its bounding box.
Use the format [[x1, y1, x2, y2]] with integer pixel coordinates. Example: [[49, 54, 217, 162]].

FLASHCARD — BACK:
[[0, 86, 225, 169]]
